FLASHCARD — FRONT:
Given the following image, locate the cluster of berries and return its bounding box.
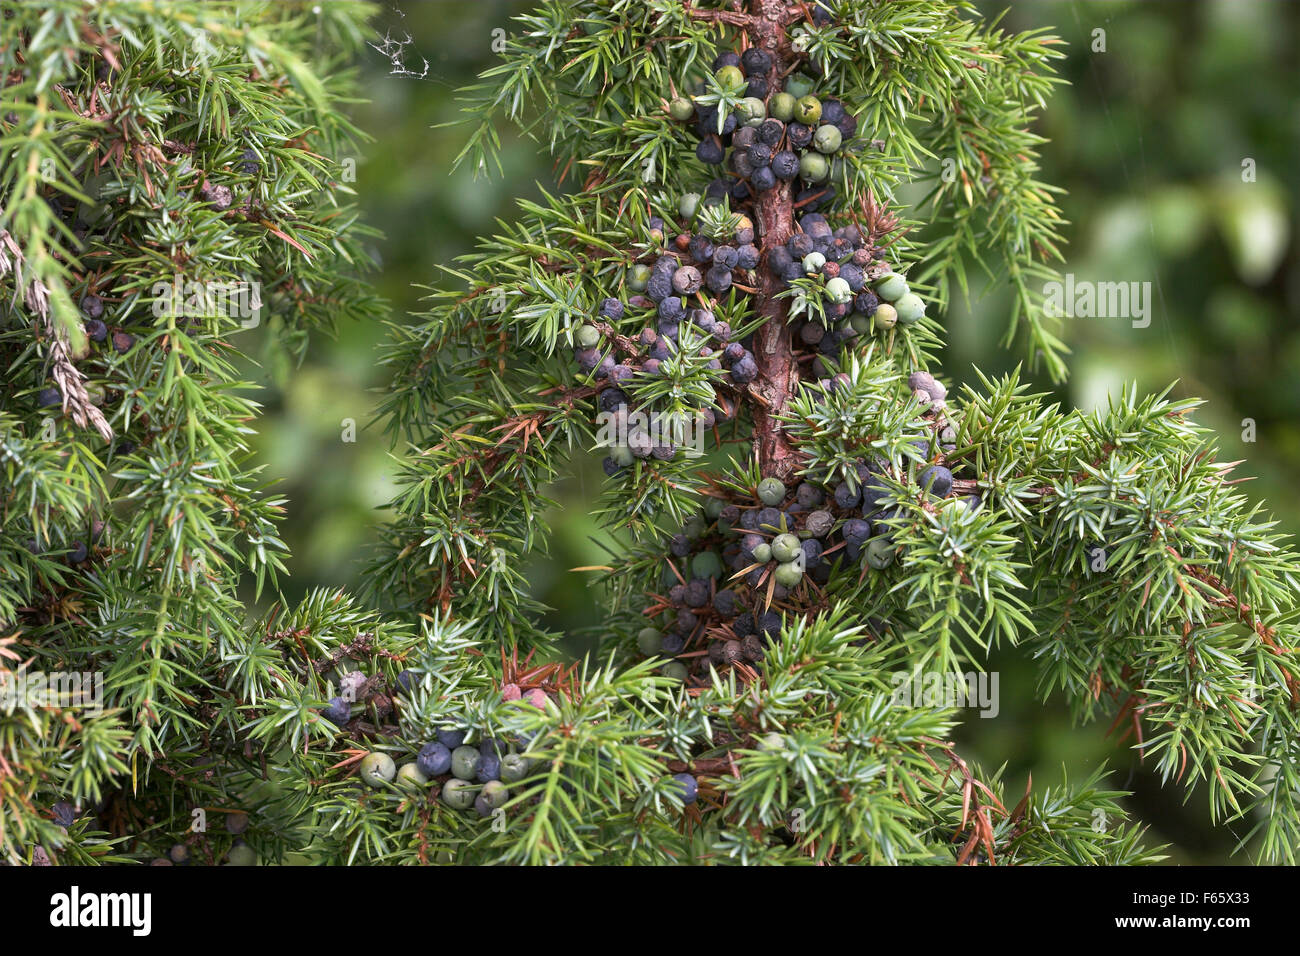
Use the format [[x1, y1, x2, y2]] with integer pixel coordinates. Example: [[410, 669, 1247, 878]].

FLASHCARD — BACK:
[[640, 373, 965, 676], [667, 53, 857, 209], [358, 725, 534, 819], [158, 811, 255, 866]]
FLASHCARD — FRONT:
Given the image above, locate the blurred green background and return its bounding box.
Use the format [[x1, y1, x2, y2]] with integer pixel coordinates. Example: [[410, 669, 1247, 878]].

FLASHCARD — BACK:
[[241, 0, 1298, 863]]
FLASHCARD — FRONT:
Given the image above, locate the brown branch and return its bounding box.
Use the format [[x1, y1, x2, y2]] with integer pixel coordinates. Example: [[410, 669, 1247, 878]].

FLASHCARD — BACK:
[[0, 230, 114, 441]]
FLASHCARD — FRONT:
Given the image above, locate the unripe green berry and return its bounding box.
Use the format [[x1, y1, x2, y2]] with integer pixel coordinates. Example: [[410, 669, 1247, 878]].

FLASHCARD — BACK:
[[627, 263, 652, 292], [396, 762, 429, 791], [576, 324, 600, 349], [769, 92, 796, 121], [610, 444, 635, 467], [692, 550, 723, 580], [798, 151, 830, 183], [783, 74, 815, 98], [668, 96, 695, 121], [874, 273, 908, 302], [770, 533, 801, 563], [873, 303, 898, 331], [500, 753, 531, 783], [802, 251, 826, 274], [441, 777, 476, 810], [359, 751, 397, 787], [813, 124, 842, 154], [865, 538, 895, 569], [451, 745, 481, 781], [679, 191, 701, 220], [773, 560, 803, 588], [637, 627, 663, 655], [663, 661, 689, 681], [738, 97, 767, 124], [480, 779, 510, 809], [825, 277, 852, 304], [715, 65, 745, 90], [893, 292, 925, 325], [850, 314, 874, 334], [750, 542, 773, 564], [225, 844, 257, 866], [795, 95, 822, 125], [756, 732, 784, 752], [757, 477, 786, 506]]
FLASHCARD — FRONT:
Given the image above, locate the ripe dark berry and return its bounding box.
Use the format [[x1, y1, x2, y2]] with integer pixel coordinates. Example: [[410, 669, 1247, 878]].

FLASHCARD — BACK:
[[598, 298, 624, 321], [697, 137, 725, 165], [758, 118, 785, 146], [688, 234, 715, 263], [711, 320, 732, 342], [756, 610, 782, 638], [672, 773, 699, 805], [843, 518, 872, 544], [599, 388, 629, 413], [84, 318, 108, 342], [52, 802, 76, 828], [662, 632, 685, 655], [417, 741, 452, 777], [713, 52, 742, 71], [796, 484, 825, 509], [37, 386, 61, 408], [168, 843, 191, 865], [750, 166, 777, 192], [321, 696, 350, 725], [799, 322, 825, 346], [834, 482, 861, 510], [741, 47, 772, 74], [68, 540, 87, 563], [477, 751, 502, 783], [788, 233, 814, 258], [658, 297, 686, 322], [919, 465, 953, 498], [801, 538, 823, 567], [705, 266, 732, 294], [713, 589, 737, 617], [112, 331, 135, 354], [736, 244, 760, 270], [728, 356, 759, 382], [771, 150, 800, 181], [744, 74, 769, 99], [81, 294, 104, 319]]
